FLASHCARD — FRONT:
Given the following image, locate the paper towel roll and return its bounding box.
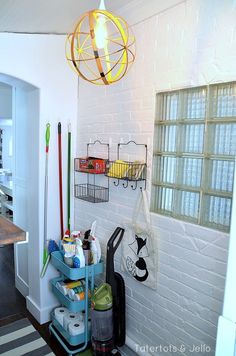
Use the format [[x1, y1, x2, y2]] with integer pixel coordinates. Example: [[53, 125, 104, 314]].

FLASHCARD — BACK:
[[54, 307, 68, 326], [76, 312, 84, 322], [68, 320, 85, 336], [63, 313, 79, 331]]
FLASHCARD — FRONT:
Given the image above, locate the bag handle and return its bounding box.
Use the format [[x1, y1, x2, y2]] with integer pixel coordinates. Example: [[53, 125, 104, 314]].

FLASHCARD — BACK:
[[132, 192, 142, 224], [132, 190, 151, 229], [142, 190, 151, 225]]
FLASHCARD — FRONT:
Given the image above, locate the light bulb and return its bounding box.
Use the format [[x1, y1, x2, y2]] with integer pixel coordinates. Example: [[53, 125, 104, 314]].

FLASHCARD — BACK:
[[95, 15, 107, 49], [94, 0, 107, 49]]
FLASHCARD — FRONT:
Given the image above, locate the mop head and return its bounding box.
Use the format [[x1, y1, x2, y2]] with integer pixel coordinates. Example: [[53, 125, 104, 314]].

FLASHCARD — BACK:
[[48, 239, 60, 253]]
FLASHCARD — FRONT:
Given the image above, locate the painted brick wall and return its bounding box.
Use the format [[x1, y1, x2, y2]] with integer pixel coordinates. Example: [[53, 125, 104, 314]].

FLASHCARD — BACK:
[[75, 0, 236, 354]]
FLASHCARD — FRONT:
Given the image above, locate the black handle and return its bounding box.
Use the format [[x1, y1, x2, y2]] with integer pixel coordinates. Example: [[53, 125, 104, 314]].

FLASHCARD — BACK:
[[58, 122, 61, 134], [106, 227, 125, 286], [107, 227, 124, 255]]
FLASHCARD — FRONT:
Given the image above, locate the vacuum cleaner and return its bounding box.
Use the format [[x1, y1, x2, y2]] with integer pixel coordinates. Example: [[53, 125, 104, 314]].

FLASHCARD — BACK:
[[91, 227, 125, 355]]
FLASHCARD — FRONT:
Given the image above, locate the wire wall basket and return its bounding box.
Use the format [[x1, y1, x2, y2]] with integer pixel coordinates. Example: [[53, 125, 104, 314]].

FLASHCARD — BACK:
[[106, 161, 146, 181], [107, 141, 147, 190], [74, 183, 109, 203]]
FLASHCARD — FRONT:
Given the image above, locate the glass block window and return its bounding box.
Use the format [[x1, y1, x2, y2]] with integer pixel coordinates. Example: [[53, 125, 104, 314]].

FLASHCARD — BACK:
[[151, 82, 236, 232]]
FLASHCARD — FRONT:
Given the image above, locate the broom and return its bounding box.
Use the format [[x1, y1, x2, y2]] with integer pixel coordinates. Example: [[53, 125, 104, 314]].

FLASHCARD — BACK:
[[58, 122, 64, 239], [40, 123, 51, 278], [67, 124, 71, 233]]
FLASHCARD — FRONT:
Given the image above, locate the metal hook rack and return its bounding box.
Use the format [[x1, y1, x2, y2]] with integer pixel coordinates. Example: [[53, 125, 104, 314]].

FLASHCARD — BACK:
[[108, 141, 147, 191], [87, 140, 110, 161]]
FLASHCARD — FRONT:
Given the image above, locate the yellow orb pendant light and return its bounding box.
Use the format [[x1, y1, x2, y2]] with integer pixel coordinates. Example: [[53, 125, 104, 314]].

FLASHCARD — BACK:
[[66, 0, 136, 85]]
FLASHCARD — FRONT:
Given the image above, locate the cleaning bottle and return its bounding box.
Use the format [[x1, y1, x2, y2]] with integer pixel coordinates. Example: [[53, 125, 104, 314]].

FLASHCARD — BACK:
[[91, 237, 98, 265], [82, 229, 91, 265], [90, 221, 101, 263], [95, 237, 101, 263], [73, 238, 85, 268]]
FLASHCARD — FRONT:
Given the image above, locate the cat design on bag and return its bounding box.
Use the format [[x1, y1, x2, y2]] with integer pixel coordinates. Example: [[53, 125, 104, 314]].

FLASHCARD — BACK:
[[126, 233, 149, 282], [122, 190, 157, 290]]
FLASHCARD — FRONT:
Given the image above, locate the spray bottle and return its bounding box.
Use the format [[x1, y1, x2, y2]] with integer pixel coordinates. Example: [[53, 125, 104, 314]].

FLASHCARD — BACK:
[[73, 238, 85, 268], [90, 221, 101, 263], [82, 230, 91, 265], [91, 237, 98, 265]]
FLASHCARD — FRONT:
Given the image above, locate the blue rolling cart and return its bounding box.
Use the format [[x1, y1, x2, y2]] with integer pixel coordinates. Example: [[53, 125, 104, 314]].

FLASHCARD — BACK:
[[49, 250, 103, 355]]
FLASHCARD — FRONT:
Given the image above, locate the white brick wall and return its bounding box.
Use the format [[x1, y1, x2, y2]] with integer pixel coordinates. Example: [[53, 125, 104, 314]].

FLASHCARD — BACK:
[[74, 0, 236, 354]]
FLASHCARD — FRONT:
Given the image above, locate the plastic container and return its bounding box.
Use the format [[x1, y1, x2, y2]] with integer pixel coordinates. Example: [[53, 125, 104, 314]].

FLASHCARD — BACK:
[[91, 283, 113, 342]]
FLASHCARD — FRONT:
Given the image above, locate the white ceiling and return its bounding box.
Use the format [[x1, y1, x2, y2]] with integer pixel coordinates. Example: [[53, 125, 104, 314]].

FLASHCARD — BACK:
[[0, 0, 133, 34]]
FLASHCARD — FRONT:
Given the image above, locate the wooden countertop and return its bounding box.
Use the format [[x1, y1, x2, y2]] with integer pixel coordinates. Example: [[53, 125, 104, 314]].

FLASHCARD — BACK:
[[0, 216, 26, 245]]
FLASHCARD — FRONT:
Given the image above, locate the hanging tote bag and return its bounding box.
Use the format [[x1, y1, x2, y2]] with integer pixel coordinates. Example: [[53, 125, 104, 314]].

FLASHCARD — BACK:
[[121, 190, 158, 290]]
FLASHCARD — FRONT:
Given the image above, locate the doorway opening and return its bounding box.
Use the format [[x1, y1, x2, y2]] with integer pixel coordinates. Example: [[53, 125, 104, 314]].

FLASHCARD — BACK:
[[0, 74, 40, 322]]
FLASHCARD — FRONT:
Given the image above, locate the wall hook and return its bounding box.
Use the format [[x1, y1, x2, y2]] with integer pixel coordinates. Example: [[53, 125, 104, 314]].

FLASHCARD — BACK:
[[131, 180, 138, 190], [114, 179, 120, 187], [122, 180, 129, 188]]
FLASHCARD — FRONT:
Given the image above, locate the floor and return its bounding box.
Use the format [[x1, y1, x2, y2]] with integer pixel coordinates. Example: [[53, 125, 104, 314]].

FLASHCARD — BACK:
[[0, 245, 134, 356]]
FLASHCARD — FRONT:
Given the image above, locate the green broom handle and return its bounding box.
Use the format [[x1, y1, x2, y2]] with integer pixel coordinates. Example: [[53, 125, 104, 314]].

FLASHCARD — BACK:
[[46, 123, 50, 151], [44, 123, 50, 245], [67, 125, 71, 231]]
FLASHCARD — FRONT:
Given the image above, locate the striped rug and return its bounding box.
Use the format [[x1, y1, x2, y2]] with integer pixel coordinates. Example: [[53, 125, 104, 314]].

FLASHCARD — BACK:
[[0, 318, 54, 356]]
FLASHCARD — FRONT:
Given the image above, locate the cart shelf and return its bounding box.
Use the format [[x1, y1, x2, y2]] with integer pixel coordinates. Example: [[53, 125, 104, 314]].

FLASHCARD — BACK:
[[51, 251, 103, 280], [50, 277, 87, 312], [51, 312, 91, 346]]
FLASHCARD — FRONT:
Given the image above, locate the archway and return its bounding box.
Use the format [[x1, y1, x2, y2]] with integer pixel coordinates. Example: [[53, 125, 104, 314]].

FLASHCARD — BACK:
[[0, 73, 40, 303]]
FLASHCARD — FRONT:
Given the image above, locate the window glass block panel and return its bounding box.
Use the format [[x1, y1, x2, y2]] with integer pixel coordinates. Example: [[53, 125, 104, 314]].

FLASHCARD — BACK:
[[203, 195, 232, 230], [211, 83, 236, 118], [151, 186, 174, 215], [182, 88, 206, 119], [181, 157, 202, 187], [153, 155, 177, 184], [181, 124, 205, 153], [207, 159, 235, 193], [161, 93, 179, 121], [208, 123, 236, 156], [177, 190, 199, 221], [153, 84, 236, 232], [156, 125, 177, 152]]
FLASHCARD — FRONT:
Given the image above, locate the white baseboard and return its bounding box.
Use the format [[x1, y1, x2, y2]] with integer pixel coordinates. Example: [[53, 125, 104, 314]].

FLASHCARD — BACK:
[[15, 277, 28, 297], [215, 316, 236, 356], [26, 295, 56, 325]]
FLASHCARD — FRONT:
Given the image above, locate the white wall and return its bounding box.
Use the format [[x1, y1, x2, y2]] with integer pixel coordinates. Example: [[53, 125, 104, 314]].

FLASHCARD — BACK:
[[0, 84, 12, 118], [75, 0, 236, 354], [0, 33, 78, 323], [216, 160, 236, 356]]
